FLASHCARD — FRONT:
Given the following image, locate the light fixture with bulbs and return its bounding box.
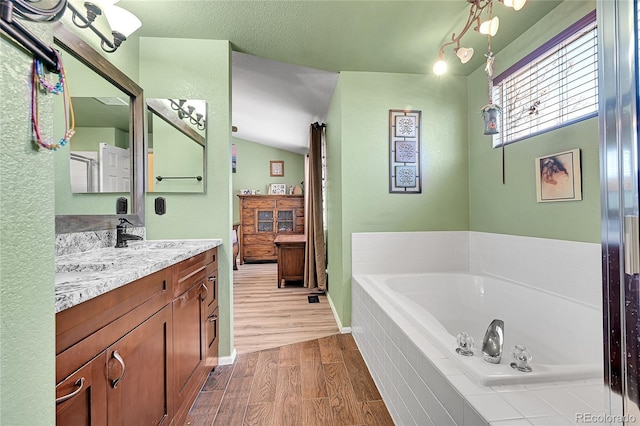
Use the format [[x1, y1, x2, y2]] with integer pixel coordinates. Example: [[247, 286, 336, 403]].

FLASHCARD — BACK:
[[433, 0, 527, 75], [67, 0, 141, 53], [169, 99, 207, 131]]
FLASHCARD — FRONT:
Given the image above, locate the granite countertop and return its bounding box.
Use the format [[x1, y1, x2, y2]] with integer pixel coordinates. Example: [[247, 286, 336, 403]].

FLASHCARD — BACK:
[[55, 239, 222, 313]]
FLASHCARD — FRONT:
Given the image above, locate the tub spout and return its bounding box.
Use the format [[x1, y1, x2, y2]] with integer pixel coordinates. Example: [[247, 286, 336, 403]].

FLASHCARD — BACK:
[[482, 319, 504, 364]]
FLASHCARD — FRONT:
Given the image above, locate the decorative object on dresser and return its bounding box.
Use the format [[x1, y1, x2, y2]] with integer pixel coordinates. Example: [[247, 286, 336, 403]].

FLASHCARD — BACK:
[[268, 183, 287, 195], [238, 194, 304, 263]]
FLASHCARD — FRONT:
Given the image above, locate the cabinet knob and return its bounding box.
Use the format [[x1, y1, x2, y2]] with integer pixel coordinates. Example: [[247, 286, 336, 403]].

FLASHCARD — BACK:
[[200, 283, 208, 301], [110, 350, 126, 389], [207, 313, 218, 322], [208, 276, 216, 283], [56, 377, 85, 404]]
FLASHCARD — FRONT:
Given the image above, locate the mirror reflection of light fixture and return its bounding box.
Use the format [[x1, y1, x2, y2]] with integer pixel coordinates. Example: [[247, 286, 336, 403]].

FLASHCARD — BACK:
[[0, 0, 67, 71], [67, 0, 141, 53], [169, 99, 207, 131], [433, 0, 527, 75]]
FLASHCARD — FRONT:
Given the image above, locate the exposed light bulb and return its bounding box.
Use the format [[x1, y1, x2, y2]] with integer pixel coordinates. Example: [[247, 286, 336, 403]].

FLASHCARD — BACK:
[[456, 47, 474, 64], [479, 16, 499, 37], [433, 59, 448, 75]]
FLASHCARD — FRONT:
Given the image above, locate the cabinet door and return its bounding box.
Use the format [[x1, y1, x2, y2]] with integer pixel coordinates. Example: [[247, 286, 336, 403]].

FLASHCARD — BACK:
[[205, 306, 219, 369], [277, 209, 295, 232], [256, 210, 275, 232], [56, 352, 108, 426], [106, 305, 172, 426], [172, 281, 206, 411]]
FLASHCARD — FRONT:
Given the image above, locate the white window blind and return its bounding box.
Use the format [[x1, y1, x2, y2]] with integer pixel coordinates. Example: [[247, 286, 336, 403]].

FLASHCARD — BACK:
[[492, 13, 598, 147]]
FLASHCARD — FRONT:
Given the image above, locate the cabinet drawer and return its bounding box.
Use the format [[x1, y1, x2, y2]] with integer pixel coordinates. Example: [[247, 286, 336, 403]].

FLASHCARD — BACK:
[[276, 198, 303, 209], [244, 245, 276, 259], [173, 249, 215, 298], [243, 199, 276, 209], [56, 268, 171, 356]]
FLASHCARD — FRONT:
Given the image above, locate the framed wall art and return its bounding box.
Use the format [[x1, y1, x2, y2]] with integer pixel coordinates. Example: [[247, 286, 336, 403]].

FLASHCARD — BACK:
[[268, 183, 287, 195], [389, 110, 422, 193], [535, 148, 582, 202], [270, 160, 284, 177]]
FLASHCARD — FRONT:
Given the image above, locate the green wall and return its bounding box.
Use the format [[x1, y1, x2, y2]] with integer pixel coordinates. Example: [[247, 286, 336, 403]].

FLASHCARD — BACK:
[[231, 137, 305, 223], [139, 37, 234, 358], [468, 0, 600, 243], [151, 118, 205, 193], [1, 24, 56, 424], [326, 71, 470, 327]]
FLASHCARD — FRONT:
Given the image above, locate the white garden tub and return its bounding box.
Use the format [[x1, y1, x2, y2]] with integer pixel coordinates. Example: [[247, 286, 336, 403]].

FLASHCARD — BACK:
[[353, 272, 603, 386]]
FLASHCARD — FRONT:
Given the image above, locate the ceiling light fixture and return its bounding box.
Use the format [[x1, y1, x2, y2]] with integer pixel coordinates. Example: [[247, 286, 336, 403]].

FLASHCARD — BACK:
[[433, 0, 526, 75], [67, 0, 141, 53]]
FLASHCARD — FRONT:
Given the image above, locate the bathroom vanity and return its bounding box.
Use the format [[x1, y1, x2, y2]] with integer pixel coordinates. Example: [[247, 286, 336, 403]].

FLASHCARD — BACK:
[[54, 240, 221, 425]]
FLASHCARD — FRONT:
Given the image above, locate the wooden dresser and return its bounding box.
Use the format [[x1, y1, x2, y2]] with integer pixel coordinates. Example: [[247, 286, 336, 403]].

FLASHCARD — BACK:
[[238, 194, 304, 263]]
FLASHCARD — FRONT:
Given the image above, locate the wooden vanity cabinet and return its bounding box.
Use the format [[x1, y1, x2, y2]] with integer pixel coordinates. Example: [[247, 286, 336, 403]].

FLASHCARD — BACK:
[[56, 247, 219, 426], [171, 248, 218, 425], [238, 194, 304, 263]]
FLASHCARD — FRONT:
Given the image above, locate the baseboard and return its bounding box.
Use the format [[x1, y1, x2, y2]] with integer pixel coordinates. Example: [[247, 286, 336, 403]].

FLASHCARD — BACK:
[[218, 347, 237, 366], [326, 292, 351, 334]]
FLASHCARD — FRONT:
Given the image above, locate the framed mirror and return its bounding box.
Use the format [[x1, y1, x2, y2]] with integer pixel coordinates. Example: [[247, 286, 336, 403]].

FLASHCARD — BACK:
[[53, 22, 145, 233], [146, 98, 206, 193]]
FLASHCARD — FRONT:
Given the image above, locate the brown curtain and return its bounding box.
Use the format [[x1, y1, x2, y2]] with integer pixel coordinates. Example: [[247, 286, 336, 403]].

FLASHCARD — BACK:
[[304, 122, 327, 291]]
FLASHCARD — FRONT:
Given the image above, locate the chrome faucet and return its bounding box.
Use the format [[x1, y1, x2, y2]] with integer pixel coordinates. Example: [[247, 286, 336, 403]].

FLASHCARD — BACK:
[[482, 319, 504, 364], [115, 218, 143, 248]]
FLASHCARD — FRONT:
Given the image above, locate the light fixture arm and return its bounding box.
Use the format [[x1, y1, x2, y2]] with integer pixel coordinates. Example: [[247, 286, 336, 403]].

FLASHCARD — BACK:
[[67, 2, 118, 51], [438, 0, 491, 58]]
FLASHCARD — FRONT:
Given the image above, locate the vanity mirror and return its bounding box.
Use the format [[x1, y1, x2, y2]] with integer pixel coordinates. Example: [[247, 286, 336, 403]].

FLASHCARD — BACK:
[[146, 98, 206, 193], [53, 22, 144, 233]]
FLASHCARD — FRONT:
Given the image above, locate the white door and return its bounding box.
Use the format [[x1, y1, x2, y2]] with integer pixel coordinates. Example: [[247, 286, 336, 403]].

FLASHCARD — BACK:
[[99, 143, 130, 192]]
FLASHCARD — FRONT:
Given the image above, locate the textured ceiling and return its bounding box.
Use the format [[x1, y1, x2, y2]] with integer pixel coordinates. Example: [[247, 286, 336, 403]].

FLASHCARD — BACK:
[[119, 0, 563, 153]]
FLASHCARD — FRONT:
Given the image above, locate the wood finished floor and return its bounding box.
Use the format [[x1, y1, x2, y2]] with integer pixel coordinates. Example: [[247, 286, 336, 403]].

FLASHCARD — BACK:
[[233, 262, 340, 354], [185, 334, 394, 426], [185, 261, 393, 425]]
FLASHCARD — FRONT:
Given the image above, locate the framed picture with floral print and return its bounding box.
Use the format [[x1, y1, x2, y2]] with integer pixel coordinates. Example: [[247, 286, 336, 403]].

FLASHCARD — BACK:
[[389, 110, 422, 193], [270, 160, 284, 177]]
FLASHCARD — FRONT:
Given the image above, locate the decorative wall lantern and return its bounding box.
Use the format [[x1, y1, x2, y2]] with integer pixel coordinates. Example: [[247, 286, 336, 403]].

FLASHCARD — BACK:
[[480, 103, 501, 135]]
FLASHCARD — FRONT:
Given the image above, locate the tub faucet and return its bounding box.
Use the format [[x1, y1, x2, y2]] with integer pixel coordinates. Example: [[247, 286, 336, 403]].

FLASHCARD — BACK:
[[482, 319, 504, 364], [115, 218, 143, 248]]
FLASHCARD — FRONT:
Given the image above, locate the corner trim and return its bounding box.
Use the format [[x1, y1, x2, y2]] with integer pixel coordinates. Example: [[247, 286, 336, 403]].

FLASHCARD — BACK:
[[327, 292, 351, 333], [218, 348, 237, 366]]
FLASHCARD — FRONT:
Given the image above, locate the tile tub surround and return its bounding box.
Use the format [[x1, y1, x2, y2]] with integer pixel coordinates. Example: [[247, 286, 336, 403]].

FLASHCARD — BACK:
[[55, 239, 221, 312], [351, 231, 605, 425], [352, 276, 606, 426]]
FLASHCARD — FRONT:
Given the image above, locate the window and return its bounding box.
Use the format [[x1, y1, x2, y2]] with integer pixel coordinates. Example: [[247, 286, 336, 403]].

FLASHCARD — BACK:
[[492, 11, 598, 147]]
